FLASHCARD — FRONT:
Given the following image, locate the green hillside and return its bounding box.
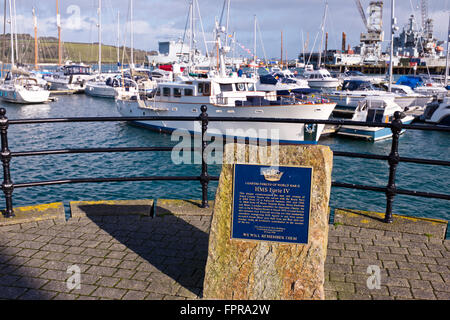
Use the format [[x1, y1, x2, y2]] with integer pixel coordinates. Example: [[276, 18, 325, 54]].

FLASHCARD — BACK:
[[0, 34, 154, 65]]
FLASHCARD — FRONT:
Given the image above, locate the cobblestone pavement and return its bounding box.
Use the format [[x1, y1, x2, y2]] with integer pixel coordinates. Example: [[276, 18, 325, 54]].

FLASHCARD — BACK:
[[0, 212, 448, 300]]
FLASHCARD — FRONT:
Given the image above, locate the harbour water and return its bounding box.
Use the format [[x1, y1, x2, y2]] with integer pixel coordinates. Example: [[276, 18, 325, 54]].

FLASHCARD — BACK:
[[1, 94, 449, 236]]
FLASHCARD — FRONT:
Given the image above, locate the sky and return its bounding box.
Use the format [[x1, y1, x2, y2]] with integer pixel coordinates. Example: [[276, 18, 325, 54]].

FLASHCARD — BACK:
[[2, 0, 449, 59]]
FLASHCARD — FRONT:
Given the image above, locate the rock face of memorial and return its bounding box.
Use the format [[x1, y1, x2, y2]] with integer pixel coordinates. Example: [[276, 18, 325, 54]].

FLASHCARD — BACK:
[[203, 143, 333, 300]]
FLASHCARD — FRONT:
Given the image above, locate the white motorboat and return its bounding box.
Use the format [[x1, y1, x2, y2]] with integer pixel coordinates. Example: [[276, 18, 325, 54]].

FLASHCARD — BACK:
[[116, 74, 336, 144], [324, 80, 397, 114], [255, 71, 310, 94], [43, 63, 95, 93], [302, 69, 340, 90], [85, 75, 121, 98], [420, 97, 450, 125], [325, 80, 432, 115], [384, 84, 433, 109], [341, 70, 384, 84], [0, 77, 50, 104], [338, 97, 415, 141], [396, 75, 448, 98]]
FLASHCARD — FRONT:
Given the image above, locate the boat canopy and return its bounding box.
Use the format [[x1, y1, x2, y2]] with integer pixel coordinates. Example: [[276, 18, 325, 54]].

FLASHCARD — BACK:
[[259, 74, 278, 85], [396, 76, 423, 89], [342, 80, 378, 91]]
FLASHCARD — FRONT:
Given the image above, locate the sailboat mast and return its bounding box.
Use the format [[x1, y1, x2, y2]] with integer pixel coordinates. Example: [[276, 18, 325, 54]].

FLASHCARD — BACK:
[[57, 0, 61, 65], [318, 1, 328, 69], [98, 0, 102, 74], [2, 0, 6, 66], [253, 15, 256, 63], [130, 0, 134, 67], [445, 13, 450, 87], [388, 0, 395, 92], [281, 30, 283, 69], [33, 7, 38, 70], [12, 0, 17, 63], [225, 0, 230, 47], [117, 11, 120, 67], [8, 0, 13, 67]]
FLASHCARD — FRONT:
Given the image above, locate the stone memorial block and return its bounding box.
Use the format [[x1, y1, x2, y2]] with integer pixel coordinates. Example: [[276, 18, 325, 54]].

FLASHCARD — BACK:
[[203, 143, 333, 300]]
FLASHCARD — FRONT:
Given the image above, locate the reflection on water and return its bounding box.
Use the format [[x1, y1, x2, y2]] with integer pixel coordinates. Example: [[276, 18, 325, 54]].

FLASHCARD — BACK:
[[17, 103, 51, 118]]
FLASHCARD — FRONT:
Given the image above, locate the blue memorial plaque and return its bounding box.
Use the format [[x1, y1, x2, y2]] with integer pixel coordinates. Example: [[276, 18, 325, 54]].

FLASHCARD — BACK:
[[231, 164, 313, 244]]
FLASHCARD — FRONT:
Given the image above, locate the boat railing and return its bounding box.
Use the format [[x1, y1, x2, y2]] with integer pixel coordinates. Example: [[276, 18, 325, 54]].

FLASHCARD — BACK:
[[0, 106, 449, 225]]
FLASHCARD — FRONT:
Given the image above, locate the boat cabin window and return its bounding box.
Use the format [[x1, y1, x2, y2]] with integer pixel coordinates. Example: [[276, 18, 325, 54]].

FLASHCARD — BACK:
[[198, 82, 211, 96], [367, 109, 385, 123], [184, 88, 193, 96], [64, 66, 90, 76], [248, 82, 255, 91], [392, 88, 406, 94], [173, 88, 182, 98], [163, 87, 171, 97], [155, 88, 160, 96], [220, 84, 233, 92], [236, 83, 246, 91]]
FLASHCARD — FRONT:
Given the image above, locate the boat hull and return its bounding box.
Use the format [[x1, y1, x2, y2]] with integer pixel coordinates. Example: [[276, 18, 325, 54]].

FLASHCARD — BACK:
[[116, 99, 336, 144], [307, 79, 340, 89], [0, 88, 50, 104], [338, 117, 414, 141], [326, 93, 432, 113], [85, 82, 117, 98]]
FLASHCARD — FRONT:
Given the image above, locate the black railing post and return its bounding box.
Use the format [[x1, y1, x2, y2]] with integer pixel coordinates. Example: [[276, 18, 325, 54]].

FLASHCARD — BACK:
[[200, 105, 209, 208], [384, 111, 404, 223], [0, 108, 14, 217]]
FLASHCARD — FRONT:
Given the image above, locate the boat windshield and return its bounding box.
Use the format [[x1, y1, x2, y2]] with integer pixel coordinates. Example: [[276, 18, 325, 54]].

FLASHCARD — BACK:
[[64, 66, 91, 75], [342, 80, 376, 91], [366, 108, 385, 123]]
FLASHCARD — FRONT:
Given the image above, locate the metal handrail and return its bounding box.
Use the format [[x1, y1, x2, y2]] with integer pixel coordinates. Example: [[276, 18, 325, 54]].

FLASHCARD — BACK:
[[0, 106, 449, 223]]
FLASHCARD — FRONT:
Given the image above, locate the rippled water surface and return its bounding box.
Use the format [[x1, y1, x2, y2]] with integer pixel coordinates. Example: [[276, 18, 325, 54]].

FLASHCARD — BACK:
[[1, 94, 449, 237]]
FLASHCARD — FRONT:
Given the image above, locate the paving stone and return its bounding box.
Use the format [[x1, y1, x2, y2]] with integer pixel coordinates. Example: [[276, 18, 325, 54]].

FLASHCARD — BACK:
[[411, 288, 437, 300], [53, 293, 80, 300], [122, 290, 148, 300], [18, 289, 58, 300], [115, 279, 148, 291], [435, 291, 450, 299], [91, 286, 127, 300], [85, 265, 116, 277], [384, 277, 410, 288], [0, 286, 28, 299], [388, 286, 413, 299], [419, 272, 444, 282], [96, 276, 120, 288]]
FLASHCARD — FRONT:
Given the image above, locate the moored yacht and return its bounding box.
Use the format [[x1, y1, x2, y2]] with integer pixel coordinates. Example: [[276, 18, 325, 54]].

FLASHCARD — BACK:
[[303, 69, 340, 90], [43, 63, 94, 93], [338, 97, 415, 141], [0, 77, 50, 104], [420, 97, 450, 125], [325, 80, 432, 115], [116, 73, 336, 144], [85, 75, 121, 98]]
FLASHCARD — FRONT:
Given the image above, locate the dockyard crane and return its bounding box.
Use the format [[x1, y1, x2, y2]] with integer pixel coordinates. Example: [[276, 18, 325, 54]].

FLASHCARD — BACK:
[[354, 0, 368, 28], [421, 0, 433, 40]]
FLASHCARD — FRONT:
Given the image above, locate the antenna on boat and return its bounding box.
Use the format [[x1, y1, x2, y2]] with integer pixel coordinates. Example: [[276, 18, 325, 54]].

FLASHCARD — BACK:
[[8, 0, 14, 67], [318, 1, 328, 69], [130, 0, 134, 68], [117, 11, 120, 70], [33, 7, 38, 70], [388, 0, 397, 92], [56, 0, 61, 66], [445, 12, 450, 87], [97, 0, 102, 74]]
